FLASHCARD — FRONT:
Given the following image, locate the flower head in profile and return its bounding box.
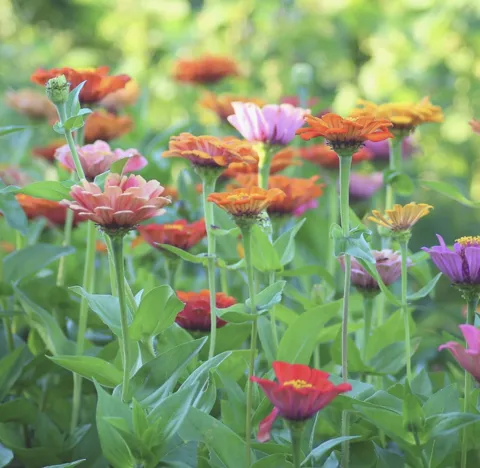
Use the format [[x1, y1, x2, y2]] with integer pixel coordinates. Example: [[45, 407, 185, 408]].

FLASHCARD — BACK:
[[369, 203, 432, 234], [228, 102, 309, 146], [62, 173, 171, 236], [5, 89, 57, 120], [100, 80, 141, 112], [251, 361, 351, 442], [173, 55, 239, 85], [339, 250, 406, 296], [137, 219, 206, 251], [55, 140, 147, 181], [84, 111, 133, 143], [31, 66, 131, 104], [297, 113, 394, 153], [349, 172, 384, 203], [175, 290, 236, 331], [364, 136, 418, 161], [439, 325, 480, 382], [163, 133, 258, 172], [299, 144, 372, 169], [470, 119, 480, 135], [33, 140, 64, 162], [200, 92, 265, 122]]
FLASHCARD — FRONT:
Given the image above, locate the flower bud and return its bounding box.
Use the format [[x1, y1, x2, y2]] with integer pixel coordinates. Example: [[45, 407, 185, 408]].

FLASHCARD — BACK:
[[46, 75, 70, 105], [291, 63, 314, 88]]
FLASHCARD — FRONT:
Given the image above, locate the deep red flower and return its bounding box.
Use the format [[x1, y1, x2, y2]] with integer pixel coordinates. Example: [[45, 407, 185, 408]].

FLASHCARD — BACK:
[[175, 290, 236, 331], [251, 361, 351, 442]]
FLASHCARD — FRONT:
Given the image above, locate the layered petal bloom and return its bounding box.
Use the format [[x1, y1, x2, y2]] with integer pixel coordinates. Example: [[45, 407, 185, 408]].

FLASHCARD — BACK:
[[137, 219, 206, 251], [422, 235, 480, 285], [163, 133, 258, 170], [84, 111, 134, 143], [363, 136, 418, 161], [299, 144, 372, 169], [55, 140, 147, 181], [339, 250, 404, 293], [62, 173, 171, 233], [251, 361, 351, 442], [208, 187, 285, 218], [439, 325, 480, 382], [31, 66, 131, 104], [5, 89, 57, 120], [175, 290, 236, 331], [99, 80, 141, 112], [200, 92, 265, 122], [296, 113, 394, 152], [173, 55, 239, 84], [349, 172, 384, 202], [470, 119, 480, 135], [33, 140, 64, 162], [227, 102, 309, 146], [369, 203, 433, 232]]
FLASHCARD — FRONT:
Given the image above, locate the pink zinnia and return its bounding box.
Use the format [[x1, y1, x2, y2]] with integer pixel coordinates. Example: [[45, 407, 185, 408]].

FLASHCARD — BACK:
[[55, 140, 147, 181], [349, 172, 384, 202], [62, 173, 171, 234], [439, 325, 480, 382], [227, 102, 309, 146]]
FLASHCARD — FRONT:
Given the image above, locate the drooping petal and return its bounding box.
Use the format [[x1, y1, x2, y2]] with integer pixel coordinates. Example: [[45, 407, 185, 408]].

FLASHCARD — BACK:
[[257, 408, 280, 443]]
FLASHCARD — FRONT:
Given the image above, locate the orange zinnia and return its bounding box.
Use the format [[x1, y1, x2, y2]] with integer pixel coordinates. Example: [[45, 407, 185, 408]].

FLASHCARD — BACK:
[[5, 89, 57, 120], [84, 111, 133, 143], [173, 55, 239, 85], [99, 80, 141, 111], [163, 133, 258, 170], [208, 187, 285, 218], [299, 144, 372, 169], [31, 66, 131, 104], [296, 113, 394, 152], [200, 92, 265, 121], [16, 194, 82, 226]]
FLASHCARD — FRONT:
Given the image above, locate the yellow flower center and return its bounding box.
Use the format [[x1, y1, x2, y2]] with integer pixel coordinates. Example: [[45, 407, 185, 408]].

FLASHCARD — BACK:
[[165, 224, 184, 231], [283, 379, 313, 389], [455, 236, 480, 247]]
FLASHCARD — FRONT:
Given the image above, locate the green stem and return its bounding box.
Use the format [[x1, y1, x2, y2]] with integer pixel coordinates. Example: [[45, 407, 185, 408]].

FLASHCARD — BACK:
[[461, 296, 479, 468], [268, 271, 279, 351], [75, 125, 85, 146], [220, 267, 229, 295], [385, 137, 402, 211], [413, 428, 429, 468], [164, 258, 172, 285], [104, 235, 118, 296], [399, 239, 412, 382], [111, 235, 131, 403], [242, 227, 257, 467], [289, 422, 304, 468], [258, 144, 276, 190], [3, 317, 14, 351], [326, 176, 338, 282], [362, 296, 375, 362], [56, 208, 74, 287]]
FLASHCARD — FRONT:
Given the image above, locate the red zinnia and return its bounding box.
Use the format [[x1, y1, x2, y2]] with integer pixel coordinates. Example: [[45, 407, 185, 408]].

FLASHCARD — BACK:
[[251, 361, 351, 442], [175, 290, 236, 331]]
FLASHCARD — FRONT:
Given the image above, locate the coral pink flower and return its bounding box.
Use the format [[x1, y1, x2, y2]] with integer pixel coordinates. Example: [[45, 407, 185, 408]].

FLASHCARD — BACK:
[[439, 325, 480, 382], [62, 173, 171, 234], [227, 102, 309, 146], [55, 140, 147, 181]]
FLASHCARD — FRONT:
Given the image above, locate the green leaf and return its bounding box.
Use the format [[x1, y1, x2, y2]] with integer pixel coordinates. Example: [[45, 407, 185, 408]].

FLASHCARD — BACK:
[[0, 345, 31, 400], [0, 125, 25, 137], [110, 157, 130, 175], [403, 382, 425, 432], [253, 454, 293, 467], [426, 412, 480, 438], [63, 108, 92, 131], [49, 355, 122, 387], [20, 180, 74, 201], [0, 446, 14, 467], [0, 193, 28, 234], [332, 332, 372, 373], [302, 436, 360, 466], [66, 81, 86, 117], [247, 280, 286, 313], [273, 218, 306, 266], [384, 170, 414, 196], [373, 443, 404, 468], [156, 244, 208, 265], [331, 224, 375, 263], [216, 304, 261, 323], [421, 180, 474, 207], [251, 224, 282, 272], [44, 461, 86, 468], [130, 286, 184, 340], [212, 226, 240, 237], [407, 273, 442, 301]]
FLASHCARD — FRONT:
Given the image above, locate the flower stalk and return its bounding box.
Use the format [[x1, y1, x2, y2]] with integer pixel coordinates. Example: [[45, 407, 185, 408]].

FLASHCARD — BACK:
[[258, 144, 276, 190], [385, 137, 402, 235], [362, 296, 375, 362], [399, 238, 412, 382], [289, 421, 305, 468]]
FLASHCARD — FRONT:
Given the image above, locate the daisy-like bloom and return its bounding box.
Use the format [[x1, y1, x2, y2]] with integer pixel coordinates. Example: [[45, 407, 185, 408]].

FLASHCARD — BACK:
[[5, 89, 57, 120], [62, 173, 171, 235], [175, 290, 236, 331], [55, 140, 147, 181], [208, 187, 285, 221], [349, 172, 384, 203], [439, 325, 480, 382], [369, 203, 433, 233], [299, 144, 372, 169], [31, 66, 131, 104], [163, 133, 258, 171], [137, 219, 206, 251], [228, 102, 309, 146], [173, 55, 239, 85], [33, 140, 64, 162], [339, 250, 404, 295], [200, 92, 265, 122], [422, 236, 480, 287], [16, 194, 82, 227], [470, 119, 480, 135], [99, 80, 141, 112], [84, 111, 134, 143], [297, 113, 394, 153], [364, 136, 417, 161], [251, 361, 351, 442], [0, 166, 31, 187], [222, 147, 299, 179]]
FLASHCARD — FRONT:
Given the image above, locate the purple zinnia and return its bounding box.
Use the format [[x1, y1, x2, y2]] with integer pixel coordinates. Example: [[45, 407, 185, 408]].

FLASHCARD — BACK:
[[348, 172, 384, 203], [364, 136, 418, 161], [227, 102, 309, 146]]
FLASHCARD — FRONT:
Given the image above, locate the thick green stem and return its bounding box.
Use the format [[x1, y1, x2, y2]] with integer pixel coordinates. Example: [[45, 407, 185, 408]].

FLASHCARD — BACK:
[[111, 235, 131, 403], [289, 422, 304, 468], [461, 296, 479, 468], [385, 137, 402, 212], [362, 296, 375, 362], [220, 267, 229, 295], [57, 208, 74, 287], [326, 176, 338, 281], [399, 240, 412, 382], [413, 428, 429, 468], [258, 145, 276, 190], [242, 227, 257, 467]]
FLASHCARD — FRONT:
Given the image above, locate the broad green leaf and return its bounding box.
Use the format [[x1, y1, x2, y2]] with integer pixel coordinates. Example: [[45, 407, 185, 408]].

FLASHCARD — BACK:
[[66, 81, 86, 117], [20, 180, 74, 201], [110, 157, 130, 175], [0, 193, 28, 234], [384, 170, 415, 196], [247, 280, 286, 313], [403, 382, 425, 432], [302, 436, 360, 466], [427, 412, 480, 438], [407, 273, 442, 301], [0, 126, 25, 137], [373, 443, 404, 468], [331, 224, 375, 263], [273, 218, 306, 266], [0, 345, 31, 400], [251, 224, 282, 272], [421, 180, 474, 207], [253, 454, 293, 467], [63, 109, 92, 131], [332, 331, 373, 373], [212, 226, 240, 237], [156, 244, 208, 265], [423, 385, 459, 417]]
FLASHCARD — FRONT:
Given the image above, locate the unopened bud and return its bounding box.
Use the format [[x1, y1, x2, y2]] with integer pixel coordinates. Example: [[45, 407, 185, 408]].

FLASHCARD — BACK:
[[46, 75, 70, 105], [291, 63, 314, 88]]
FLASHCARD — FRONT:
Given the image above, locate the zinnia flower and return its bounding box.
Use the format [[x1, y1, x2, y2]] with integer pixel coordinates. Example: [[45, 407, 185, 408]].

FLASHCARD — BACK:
[[363, 136, 418, 161], [99, 80, 141, 112], [62, 173, 171, 235], [339, 250, 404, 295], [84, 111, 134, 143], [31, 66, 131, 104], [422, 235, 480, 286], [299, 144, 372, 169], [470, 119, 480, 135], [297, 113, 394, 153], [0, 166, 31, 187], [369, 203, 432, 233], [349, 172, 384, 202], [55, 140, 147, 181], [200, 92, 265, 122], [137, 219, 206, 251], [439, 325, 480, 382], [251, 361, 351, 442], [175, 290, 236, 331], [163, 133, 258, 170], [33, 140, 64, 162], [228, 102, 309, 146], [173, 55, 239, 85], [5, 89, 57, 120]]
